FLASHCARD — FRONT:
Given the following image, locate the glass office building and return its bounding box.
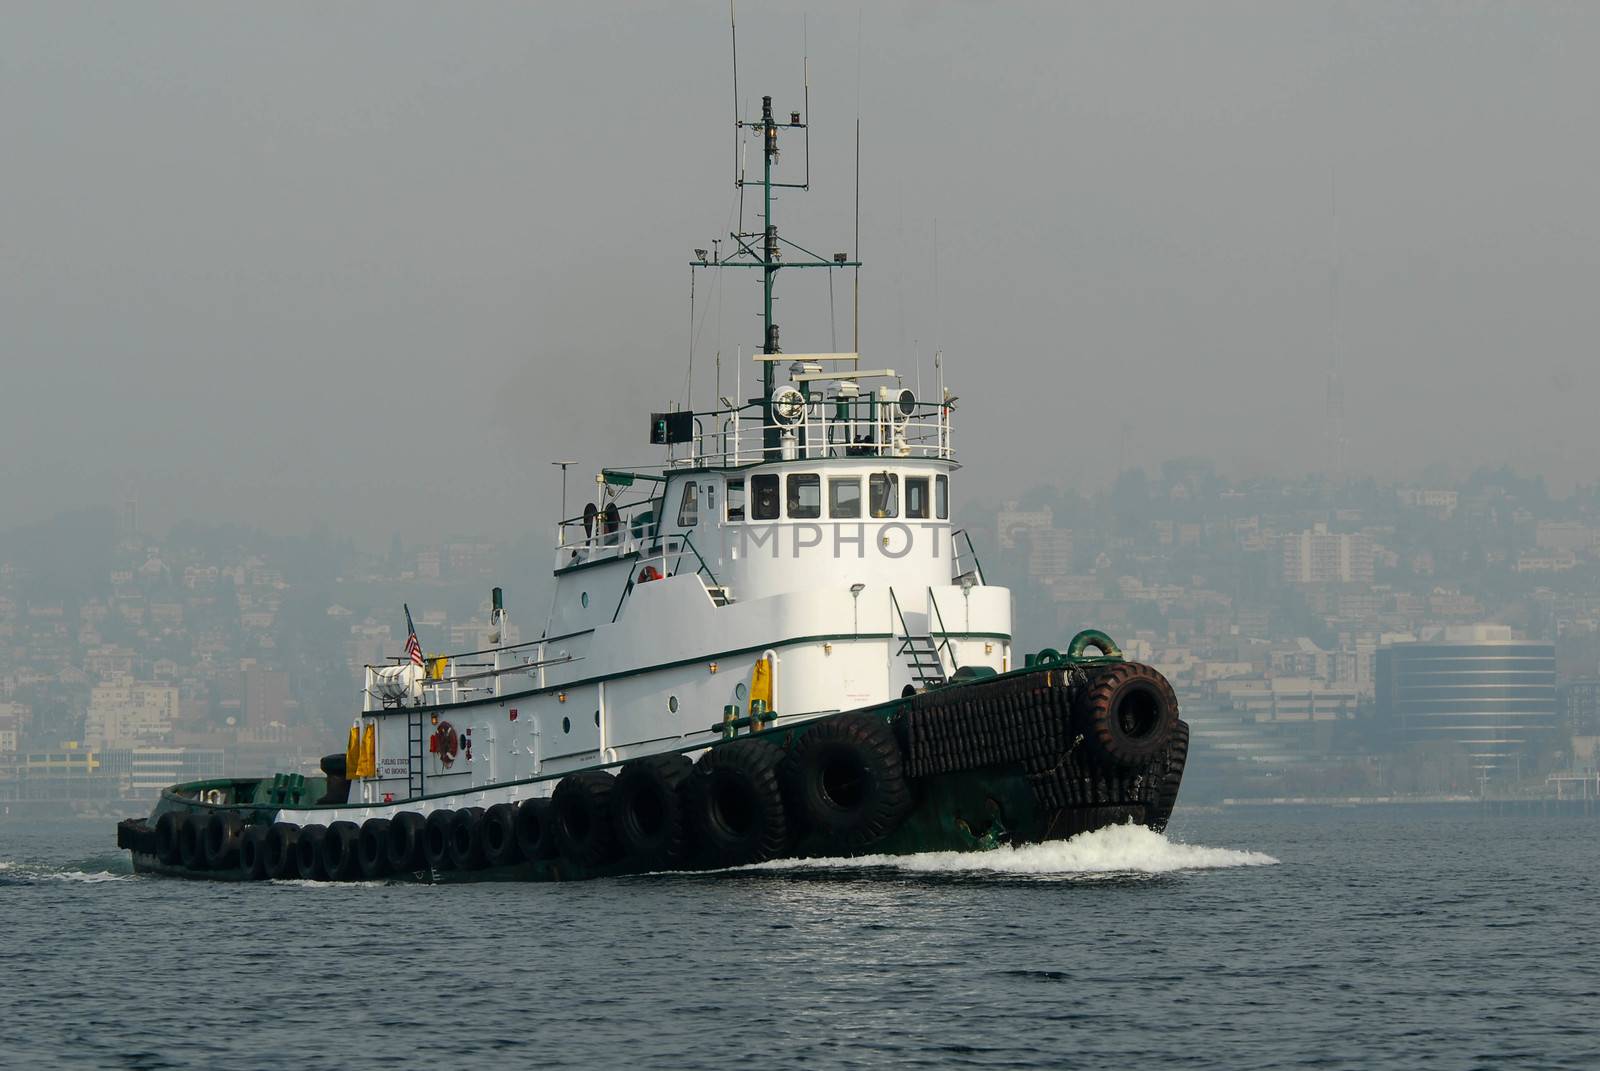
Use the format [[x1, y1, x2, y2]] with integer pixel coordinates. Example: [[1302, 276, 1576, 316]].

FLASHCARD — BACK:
[[1377, 634, 1556, 773]]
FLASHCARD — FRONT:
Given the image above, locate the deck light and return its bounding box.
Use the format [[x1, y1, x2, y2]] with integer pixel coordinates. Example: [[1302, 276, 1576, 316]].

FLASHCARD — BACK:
[[833, 252, 847, 263], [708, 662, 719, 673], [558, 692, 567, 703]]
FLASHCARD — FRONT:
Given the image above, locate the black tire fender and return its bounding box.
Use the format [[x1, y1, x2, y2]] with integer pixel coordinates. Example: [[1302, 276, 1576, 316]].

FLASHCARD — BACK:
[[514, 798, 557, 862], [321, 820, 363, 881], [551, 771, 618, 867], [153, 812, 185, 866], [1075, 662, 1180, 769], [263, 822, 301, 880], [358, 818, 393, 880], [481, 803, 522, 868], [177, 813, 207, 870], [295, 824, 330, 881], [612, 754, 694, 869], [202, 812, 245, 870], [447, 807, 489, 870], [237, 824, 269, 880], [386, 812, 427, 873], [423, 810, 456, 870], [689, 738, 789, 867], [782, 714, 912, 851]]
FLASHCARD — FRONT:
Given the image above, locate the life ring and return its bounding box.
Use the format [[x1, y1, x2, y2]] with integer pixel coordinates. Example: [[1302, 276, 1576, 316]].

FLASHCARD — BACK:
[[1074, 662, 1179, 768], [430, 721, 459, 767], [780, 714, 911, 850], [638, 565, 663, 583]]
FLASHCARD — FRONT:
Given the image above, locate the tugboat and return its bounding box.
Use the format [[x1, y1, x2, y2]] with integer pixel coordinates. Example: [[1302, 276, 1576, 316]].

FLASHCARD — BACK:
[[115, 83, 1189, 884]]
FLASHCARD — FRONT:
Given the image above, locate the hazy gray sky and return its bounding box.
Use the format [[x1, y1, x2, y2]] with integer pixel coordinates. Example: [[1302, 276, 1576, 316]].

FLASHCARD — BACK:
[[4, 2, 1598, 543]]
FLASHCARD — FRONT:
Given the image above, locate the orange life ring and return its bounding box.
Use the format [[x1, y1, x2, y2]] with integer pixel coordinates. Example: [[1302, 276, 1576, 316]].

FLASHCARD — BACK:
[[638, 565, 663, 583], [430, 721, 459, 767]]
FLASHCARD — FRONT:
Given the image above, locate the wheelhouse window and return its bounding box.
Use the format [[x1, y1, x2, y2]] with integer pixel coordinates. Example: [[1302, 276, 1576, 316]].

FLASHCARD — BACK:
[[726, 478, 745, 522], [677, 482, 699, 527], [936, 475, 949, 519], [906, 476, 930, 520], [869, 472, 899, 518], [787, 473, 821, 519], [752, 474, 780, 520], [829, 477, 862, 518]]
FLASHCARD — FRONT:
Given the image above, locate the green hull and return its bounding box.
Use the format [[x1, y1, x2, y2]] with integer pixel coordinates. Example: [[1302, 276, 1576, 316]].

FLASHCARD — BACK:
[[118, 659, 1188, 883]]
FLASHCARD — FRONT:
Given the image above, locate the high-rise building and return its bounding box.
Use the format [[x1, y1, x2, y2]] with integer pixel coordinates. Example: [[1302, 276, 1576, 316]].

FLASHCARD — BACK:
[[1282, 524, 1374, 585], [84, 680, 179, 749], [1376, 626, 1556, 774], [242, 666, 290, 728]]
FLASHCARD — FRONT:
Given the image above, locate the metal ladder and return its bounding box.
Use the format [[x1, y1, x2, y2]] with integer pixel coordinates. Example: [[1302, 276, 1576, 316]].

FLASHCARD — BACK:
[[890, 588, 948, 688], [407, 710, 426, 801], [900, 633, 949, 687]]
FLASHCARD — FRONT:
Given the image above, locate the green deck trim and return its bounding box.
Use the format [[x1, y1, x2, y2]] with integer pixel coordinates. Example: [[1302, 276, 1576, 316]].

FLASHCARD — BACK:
[[362, 629, 1008, 721]]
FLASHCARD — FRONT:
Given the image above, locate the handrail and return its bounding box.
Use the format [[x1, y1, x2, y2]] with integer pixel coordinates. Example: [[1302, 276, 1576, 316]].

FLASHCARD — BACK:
[[926, 587, 959, 673], [952, 528, 986, 585], [888, 587, 914, 650], [677, 532, 721, 589]]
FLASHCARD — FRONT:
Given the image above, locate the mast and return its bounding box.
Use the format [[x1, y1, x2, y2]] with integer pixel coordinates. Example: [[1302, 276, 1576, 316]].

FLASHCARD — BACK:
[[696, 77, 859, 459]]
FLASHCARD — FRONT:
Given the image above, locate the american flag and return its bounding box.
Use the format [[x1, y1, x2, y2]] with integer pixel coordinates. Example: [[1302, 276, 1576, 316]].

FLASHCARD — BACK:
[[403, 603, 424, 667]]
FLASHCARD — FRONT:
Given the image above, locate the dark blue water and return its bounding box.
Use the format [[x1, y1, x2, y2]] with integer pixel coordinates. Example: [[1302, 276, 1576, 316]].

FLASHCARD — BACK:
[[2, 808, 1596, 1070]]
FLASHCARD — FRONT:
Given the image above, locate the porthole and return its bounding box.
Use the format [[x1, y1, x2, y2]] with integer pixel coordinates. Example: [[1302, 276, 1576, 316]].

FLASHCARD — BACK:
[[562, 716, 571, 734], [580, 591, 589, 608], [735, 683, 748, 702], [668, 695, 679, 713]]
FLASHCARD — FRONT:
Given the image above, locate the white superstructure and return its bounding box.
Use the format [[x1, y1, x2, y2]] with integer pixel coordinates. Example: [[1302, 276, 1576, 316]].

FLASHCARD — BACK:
[[321, 367, 1010, 821]]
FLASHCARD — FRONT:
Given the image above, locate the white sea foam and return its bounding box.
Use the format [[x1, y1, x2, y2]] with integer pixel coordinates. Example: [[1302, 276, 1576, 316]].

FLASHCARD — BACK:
[[0, 860, 135, 884], [743, 823, 1278, 879]]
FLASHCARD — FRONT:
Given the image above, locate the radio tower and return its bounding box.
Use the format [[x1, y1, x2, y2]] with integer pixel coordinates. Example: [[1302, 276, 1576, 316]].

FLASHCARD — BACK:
[[1325, 167, 1347, 481]]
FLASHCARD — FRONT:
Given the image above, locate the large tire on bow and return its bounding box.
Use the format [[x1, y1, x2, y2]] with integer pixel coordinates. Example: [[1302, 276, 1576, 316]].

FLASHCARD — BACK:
[[423, 810, 455, 871], [357, 818, 392, 880], [689, 738, 789, 867], [295, 824, 330, 881], [1075, 662, 1179, 769], [202, 812, 245, 870], [264, 823, 300, 880], [237, 824, 269, 880], [551, 771, 617, 867], [514, 798, 558, 862], [781, 714, 912, 851], [321, 820, 363, 881], [1147, 719, 1191, 833], [386, 812, 427, 873], [481, 803, 522, 868], [612, 754, 693, 869], [447, 807, 489, 870], [154, 812, 185, 866], [177, 814, 207, 870]]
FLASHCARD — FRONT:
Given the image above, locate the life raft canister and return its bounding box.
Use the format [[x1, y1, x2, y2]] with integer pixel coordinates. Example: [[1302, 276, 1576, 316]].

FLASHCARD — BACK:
[[638, 565, 663, 583], [430, 720, 460, 767]]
